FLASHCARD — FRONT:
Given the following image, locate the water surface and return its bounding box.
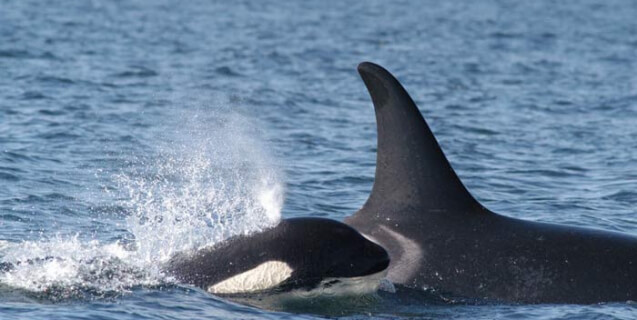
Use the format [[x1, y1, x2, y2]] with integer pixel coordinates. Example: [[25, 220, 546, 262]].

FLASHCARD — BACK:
[[1, 0, 637, 318]]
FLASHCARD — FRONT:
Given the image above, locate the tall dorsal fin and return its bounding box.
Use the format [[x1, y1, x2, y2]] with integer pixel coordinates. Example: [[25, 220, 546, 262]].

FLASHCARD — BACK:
[[353, 62, 484, 223]]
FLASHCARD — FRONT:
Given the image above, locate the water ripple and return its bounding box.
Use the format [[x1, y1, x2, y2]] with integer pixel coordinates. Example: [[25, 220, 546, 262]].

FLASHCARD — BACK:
[[2, 0, 637, 318]]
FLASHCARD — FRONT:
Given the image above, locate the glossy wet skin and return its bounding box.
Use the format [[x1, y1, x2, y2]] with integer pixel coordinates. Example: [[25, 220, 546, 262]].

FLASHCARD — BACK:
[[346, 62, 637, 304], [166, 217, 390, 293]]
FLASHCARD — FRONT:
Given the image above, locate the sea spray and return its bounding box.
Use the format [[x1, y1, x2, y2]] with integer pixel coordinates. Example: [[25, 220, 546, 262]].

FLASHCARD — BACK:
[[118, 110, 285, 265], [0, 108, 285, 299]]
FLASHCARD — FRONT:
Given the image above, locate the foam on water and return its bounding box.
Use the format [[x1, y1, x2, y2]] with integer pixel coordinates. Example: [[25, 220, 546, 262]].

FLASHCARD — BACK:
[[0, 236, 148, 297], [0, 109, 285, 300]]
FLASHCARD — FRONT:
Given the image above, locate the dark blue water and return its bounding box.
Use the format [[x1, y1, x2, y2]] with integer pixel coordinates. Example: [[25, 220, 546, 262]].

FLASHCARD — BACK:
[[2, 0, 637, 318]]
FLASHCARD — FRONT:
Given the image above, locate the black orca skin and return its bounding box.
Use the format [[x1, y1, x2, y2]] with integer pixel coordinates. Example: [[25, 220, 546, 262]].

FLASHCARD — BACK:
[[166, 217, 389, 293], [345, 62, 637, 304]]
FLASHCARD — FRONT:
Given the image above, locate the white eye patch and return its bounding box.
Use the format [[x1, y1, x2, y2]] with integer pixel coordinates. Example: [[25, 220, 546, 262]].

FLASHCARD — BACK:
[[208, 261, 293, 294]]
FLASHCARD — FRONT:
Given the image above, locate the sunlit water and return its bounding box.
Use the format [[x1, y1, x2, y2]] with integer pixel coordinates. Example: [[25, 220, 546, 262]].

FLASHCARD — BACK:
[[1, 0, 637, 319]]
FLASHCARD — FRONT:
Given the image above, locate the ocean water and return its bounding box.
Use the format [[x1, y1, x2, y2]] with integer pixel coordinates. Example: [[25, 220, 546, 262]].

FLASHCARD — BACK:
[[1, 0, 637, 318]]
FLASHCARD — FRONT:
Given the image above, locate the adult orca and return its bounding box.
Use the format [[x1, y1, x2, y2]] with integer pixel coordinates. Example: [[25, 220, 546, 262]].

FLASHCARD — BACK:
[[165, 217, 390, 296], [345, 62, 637, 304]]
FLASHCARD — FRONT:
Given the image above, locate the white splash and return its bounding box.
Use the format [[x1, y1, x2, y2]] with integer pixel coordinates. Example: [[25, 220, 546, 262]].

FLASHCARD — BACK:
[[0, 236, 151, 296], [0, 109, 285, 299], [117, 111, 285, 264]]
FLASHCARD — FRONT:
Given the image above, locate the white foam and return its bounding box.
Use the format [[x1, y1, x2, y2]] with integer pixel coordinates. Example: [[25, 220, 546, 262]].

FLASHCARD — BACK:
[[0, 110, 285, 298], [0, 237, 155, 294]]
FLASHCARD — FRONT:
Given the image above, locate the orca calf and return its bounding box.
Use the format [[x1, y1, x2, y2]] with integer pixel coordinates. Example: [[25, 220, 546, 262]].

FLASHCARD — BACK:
[[166, 217, 390, 296], [345, 62, 637, 304]]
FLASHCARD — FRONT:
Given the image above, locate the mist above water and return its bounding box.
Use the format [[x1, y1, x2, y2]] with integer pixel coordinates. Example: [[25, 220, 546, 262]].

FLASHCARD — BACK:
[[0, 108, 285, 299]]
